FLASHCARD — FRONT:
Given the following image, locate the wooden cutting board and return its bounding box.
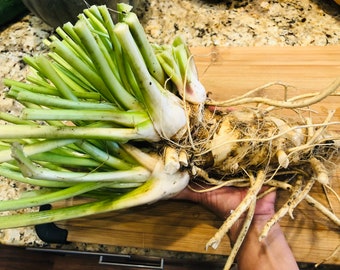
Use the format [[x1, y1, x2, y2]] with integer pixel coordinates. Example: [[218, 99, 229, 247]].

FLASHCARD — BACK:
[[54, 46, 340, 265]]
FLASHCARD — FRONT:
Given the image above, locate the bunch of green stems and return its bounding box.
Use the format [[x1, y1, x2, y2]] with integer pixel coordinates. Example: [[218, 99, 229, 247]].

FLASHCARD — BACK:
[[0, 4, 202, 229]]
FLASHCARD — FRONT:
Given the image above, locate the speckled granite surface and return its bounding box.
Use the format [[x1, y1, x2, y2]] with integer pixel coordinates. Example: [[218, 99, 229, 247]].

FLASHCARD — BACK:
[[0, 0, 339, 263]]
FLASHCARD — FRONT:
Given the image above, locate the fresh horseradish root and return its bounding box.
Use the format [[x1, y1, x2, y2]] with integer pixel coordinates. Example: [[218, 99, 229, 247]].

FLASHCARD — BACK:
[[0, 4, 339, 269]]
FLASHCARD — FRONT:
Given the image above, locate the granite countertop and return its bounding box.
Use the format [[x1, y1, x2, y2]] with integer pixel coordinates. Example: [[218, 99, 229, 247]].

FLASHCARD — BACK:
[[0, 0, 340, 263]]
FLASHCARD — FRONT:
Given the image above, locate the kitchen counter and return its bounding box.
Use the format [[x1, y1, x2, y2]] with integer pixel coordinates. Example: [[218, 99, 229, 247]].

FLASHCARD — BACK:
[[0, 0, 340, 266]]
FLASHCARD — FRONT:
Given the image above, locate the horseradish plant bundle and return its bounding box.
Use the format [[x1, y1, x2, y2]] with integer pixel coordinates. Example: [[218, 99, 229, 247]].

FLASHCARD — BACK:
[[0, 4, 339, 269]]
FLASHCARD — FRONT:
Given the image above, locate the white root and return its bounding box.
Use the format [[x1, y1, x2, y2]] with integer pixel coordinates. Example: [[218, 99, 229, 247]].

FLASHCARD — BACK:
[[207, 78, 340, 108], [178, 149, 189, 167], [259, 176, 318, 241], [266, 90, 340, 112], [276, 149, 289, 168], [314, 244, 340, 268], [163, 146, 180, 174], [304, 110, 335, 148], [224, 197, 256, 270], [211, 81, 291, 107], [305, 194, 340, 226], [223, 175, 257, 270], [206, 170, 266, 250], [259, 178, 303, 241], [322, 185, 335, 215], [267, 179, 340, 226], [309, 157, 330, 185], [288, 178, 316, 219], [306, 117, 314, 142], [191, 165, 245, 187], [323, 184, 340, 206]]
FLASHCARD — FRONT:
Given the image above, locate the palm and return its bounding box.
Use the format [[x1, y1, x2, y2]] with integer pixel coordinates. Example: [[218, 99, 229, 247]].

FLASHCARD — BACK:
[[174, 185, 276, 220]]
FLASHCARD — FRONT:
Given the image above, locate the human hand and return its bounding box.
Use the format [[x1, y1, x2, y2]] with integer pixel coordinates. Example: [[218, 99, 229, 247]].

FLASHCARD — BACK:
[[174, 184, 299, 270], [173, 183, 276, 243]]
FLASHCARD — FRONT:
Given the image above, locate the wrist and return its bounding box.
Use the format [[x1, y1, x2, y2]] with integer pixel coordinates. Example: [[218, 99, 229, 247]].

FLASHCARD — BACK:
[[231, 218, 299, 270]]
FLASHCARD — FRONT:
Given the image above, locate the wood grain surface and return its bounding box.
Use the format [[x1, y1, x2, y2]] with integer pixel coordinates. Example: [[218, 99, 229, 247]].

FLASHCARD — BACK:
[[56, 46, 340, 265]]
